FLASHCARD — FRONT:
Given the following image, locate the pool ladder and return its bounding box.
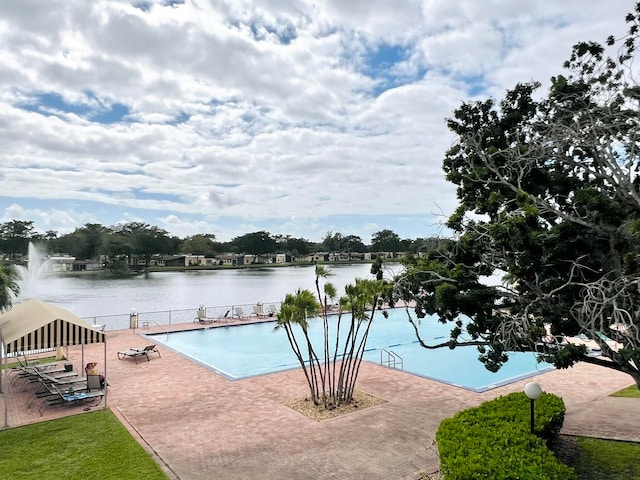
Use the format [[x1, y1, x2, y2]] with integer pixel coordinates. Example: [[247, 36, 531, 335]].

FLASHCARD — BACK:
[[380, 348, 404, 370]]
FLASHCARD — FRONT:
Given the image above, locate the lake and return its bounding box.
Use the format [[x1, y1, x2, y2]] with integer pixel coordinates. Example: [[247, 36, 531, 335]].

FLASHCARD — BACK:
[[17, 263, 401, 329]]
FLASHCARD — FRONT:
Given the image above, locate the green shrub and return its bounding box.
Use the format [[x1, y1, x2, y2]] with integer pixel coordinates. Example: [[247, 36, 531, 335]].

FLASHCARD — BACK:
[[436, 392, 577, 479]]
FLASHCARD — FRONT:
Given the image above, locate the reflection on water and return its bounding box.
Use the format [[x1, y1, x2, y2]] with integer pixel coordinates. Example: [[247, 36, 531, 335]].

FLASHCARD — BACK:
[[16, 263, 402, 318]]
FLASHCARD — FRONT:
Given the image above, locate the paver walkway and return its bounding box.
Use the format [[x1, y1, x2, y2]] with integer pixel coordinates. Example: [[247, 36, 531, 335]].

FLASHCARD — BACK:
[[2, 321, 639, 479]]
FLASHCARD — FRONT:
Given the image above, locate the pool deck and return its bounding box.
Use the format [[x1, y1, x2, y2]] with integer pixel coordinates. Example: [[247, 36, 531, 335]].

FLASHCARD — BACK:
[[2, 319, 639, 480]]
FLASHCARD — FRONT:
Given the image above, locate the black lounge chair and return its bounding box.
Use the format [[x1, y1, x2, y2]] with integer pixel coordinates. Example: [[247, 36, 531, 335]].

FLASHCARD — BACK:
[[39, 384, 104, 416], [29, 375, 89, 408], [117, 344, 161, 363], [196, 308, 230, 324]]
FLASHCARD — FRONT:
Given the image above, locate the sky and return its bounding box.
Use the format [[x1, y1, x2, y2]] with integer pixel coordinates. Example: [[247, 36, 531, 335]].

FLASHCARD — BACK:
[[0, 1, 633, 243]]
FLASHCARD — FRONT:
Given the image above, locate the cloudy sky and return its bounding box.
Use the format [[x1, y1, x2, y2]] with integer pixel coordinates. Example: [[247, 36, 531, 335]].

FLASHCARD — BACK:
[[0, 1, 633, 243]]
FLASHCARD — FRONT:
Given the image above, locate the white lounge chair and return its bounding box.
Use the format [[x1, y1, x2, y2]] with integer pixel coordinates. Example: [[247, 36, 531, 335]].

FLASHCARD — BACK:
[[233, 307, 250, 320], [253, 305, 270, 318], [195, 306, 215, 324]]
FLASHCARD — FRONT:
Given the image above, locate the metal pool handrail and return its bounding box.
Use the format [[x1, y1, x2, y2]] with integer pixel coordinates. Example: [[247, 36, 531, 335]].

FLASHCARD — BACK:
[[380, 348, 403, 370]]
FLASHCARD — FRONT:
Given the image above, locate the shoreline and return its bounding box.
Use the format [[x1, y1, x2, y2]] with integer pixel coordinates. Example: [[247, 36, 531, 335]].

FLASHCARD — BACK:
[[54, 260, 400, 277]]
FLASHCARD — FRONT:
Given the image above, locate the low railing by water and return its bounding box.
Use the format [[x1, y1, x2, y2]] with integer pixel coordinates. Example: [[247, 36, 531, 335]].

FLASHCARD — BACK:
[[82, 302, 282, 331]]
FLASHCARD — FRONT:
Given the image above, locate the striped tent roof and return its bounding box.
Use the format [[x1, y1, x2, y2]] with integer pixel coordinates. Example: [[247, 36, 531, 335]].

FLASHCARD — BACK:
[[0, 299, 104, 354]]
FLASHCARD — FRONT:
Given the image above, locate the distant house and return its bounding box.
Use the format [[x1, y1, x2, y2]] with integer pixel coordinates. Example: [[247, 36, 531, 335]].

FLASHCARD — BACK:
[[275, 253, 291, 264], [46, 255, 105, 272], [258, 254, 275, 264], [185, 255, 206, 266], [216, 254, 244, 266], [163, 255, 188, 267], [73, 259, 104, 271], [328, 252, 351, 262], [48, 255, 76, 272], [308, 253, 329, 262], [203, 257, 219, 266], [149, 255, 164, 266], [244, 254, 274, 264]]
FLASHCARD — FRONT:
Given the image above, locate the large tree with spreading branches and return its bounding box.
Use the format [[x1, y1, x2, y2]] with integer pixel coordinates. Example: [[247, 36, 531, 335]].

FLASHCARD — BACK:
[[397, 4, 640, 388]]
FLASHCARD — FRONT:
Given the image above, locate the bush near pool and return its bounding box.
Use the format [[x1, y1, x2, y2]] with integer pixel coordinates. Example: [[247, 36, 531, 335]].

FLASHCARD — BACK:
[[436, 392, 577, 479]]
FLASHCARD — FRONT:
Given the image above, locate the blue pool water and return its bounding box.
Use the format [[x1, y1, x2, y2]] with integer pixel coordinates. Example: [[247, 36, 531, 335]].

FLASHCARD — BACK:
[[148, 309, 553, 392]]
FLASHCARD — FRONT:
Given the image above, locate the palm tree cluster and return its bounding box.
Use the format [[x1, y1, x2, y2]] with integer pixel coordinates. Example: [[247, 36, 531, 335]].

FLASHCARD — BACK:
[[274, 265, 390, 409]]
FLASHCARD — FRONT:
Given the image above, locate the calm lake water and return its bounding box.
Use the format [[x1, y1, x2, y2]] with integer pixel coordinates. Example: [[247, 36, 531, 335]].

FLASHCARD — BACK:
[[17, 263, 401, 328]]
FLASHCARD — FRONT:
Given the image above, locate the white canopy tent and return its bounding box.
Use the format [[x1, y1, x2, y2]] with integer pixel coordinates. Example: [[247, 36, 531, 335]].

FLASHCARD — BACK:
[[0, 299, 107, 428]]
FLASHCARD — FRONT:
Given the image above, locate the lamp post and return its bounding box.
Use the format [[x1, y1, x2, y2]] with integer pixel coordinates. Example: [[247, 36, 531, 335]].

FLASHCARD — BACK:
[[524, 382, 542, 434]]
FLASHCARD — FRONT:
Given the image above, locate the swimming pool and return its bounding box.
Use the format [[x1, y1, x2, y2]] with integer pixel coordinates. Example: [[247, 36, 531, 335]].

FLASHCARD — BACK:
[[148, 309, 553, 392]]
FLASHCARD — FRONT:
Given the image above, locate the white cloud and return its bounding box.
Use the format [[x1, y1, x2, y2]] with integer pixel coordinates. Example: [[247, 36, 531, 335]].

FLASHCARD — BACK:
[[0, 0, 634, 241]]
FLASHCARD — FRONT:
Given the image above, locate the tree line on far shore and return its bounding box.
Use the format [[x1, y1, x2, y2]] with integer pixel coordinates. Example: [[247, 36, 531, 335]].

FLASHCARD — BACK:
[[0, 220, 444, 263]]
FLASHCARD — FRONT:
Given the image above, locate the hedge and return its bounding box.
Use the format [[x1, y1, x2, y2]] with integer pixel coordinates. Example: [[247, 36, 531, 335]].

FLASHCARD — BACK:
[[436, 392, 577, 479]]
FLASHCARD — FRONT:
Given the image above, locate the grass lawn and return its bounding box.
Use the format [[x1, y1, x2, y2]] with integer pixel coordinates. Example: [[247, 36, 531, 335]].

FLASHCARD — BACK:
[[610, 385, 640, 398], [574, 437, 640, 479], [0, 409, 168, 480]]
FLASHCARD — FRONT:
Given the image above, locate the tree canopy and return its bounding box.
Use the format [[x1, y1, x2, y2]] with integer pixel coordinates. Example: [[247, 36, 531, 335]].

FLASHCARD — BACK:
[[230, 231, 277, 255], [397, 4, 640, 388], [371, 229, 402, 252], [0, 221, 39, 259], [179, 234, 219, 257]]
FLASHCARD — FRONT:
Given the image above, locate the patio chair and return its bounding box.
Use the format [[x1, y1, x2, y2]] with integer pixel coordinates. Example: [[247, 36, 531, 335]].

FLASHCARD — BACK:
[[253, 304, 270, 318], [232, 307, 250, 320], [195, 306, 215, 324], [37, 370, 86, 386], [87, 374, 103, 391], [29, 376, 89, 408], [16, 365, 79, 387], [268, 304, 279, 316], [12, 362, 68, 384], [17, 353, 40, 367], [117, 344, 161, 363], [39, 384, 104, 416], [12, 355, 53, 377]]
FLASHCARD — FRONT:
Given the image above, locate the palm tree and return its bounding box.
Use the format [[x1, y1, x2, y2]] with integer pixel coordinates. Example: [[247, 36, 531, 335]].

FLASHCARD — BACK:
[[314, 265, 337, 400], [0, 263, 19, 312], [274, 289, 323, 403]]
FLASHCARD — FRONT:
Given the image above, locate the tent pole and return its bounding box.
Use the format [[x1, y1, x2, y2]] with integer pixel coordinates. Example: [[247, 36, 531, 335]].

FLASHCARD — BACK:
[[103, 335, 107, 407], [3, 359, 7, 429], [1, 328, 8, 429], [0, 329, 3, 395]]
